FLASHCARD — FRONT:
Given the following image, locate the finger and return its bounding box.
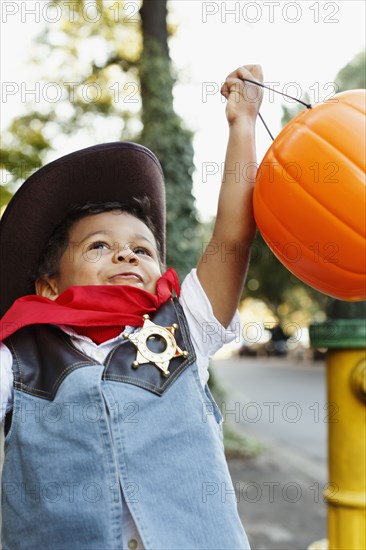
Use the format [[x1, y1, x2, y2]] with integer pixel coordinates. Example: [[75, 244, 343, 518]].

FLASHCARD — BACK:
[[242, 64, 263, 81], [226, 65, 263, 85], [221, 78, 241, 98], [220, 82, 229, 98], [222, 75, 256, 95], [221, 63, 264, 101], [221, 78, 243, 99]]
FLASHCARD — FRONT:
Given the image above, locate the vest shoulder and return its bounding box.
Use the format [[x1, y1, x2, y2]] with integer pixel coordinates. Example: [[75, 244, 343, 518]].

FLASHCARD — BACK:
[[5, 324, 95, 400]]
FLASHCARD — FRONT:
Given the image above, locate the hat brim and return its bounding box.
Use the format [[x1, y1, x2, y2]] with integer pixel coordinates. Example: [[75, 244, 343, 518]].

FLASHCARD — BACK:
[[0, 142, 166, 316]]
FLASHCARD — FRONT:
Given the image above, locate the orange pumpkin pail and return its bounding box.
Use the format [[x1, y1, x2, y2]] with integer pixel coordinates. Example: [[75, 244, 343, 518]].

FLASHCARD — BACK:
[[253, 89, 366, 301]]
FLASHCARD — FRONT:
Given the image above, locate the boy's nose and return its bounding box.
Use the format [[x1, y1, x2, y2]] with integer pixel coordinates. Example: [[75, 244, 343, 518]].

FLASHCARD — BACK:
[[113, 246, 139, 265]]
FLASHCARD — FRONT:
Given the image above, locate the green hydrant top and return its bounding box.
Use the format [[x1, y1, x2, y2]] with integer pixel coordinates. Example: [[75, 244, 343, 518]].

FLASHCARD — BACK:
[[309, 319, 366, 349]]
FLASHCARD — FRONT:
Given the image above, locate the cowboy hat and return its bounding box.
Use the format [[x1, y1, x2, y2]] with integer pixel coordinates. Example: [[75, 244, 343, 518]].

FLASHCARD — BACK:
[[0, 142, 166, 316]]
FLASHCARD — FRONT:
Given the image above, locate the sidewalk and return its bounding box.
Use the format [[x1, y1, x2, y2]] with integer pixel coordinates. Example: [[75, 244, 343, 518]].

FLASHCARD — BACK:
[[227, 442, 327, 550]]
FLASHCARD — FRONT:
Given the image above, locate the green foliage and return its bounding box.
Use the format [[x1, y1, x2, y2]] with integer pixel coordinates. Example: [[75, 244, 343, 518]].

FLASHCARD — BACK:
[[208, 368, 263, 459], [1, 112, 56, 193], [223, 425, 263, 459], [1, 1, 142, 188], [245, 232, 329, 325], [0, 0, 199, 278], [335, 50, 366, 91], [281, 92, 311, 126], [0, 186, 13, 209]]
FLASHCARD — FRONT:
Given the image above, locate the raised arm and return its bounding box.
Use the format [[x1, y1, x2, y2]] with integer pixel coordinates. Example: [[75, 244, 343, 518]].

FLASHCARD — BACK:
[[196, 65, 263, 327]]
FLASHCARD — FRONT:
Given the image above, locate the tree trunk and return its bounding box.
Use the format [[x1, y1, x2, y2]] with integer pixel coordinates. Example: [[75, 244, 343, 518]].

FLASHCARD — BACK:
[[139, 0, 174, 125], [140, 0, 170, 58], [138, 0, 200, 279]]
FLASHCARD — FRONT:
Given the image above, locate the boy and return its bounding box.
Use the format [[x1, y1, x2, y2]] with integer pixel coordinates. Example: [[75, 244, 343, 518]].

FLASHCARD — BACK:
[[0, 65, 263, 549]]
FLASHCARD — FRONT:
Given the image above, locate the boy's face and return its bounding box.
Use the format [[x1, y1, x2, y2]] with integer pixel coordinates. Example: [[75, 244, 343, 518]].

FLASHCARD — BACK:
[[36, 211, 162, 299]]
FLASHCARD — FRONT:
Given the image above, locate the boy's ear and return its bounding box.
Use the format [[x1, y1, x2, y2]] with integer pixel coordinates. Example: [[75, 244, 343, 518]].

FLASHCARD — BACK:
[[35, 278, 60, 300]]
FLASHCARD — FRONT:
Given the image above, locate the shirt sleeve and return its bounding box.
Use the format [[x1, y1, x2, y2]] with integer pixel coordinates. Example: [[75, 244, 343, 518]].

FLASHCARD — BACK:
[[179, 268, 242, 361], [0, 343, 14, 423]]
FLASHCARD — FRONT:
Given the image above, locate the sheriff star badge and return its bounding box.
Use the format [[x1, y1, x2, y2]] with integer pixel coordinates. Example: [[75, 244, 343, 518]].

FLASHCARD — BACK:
[[123, 314, 188, 377]]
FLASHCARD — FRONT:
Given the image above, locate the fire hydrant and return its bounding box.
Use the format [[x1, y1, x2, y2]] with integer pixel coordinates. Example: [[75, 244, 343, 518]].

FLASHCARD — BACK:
[[309, 318, 366, 550]]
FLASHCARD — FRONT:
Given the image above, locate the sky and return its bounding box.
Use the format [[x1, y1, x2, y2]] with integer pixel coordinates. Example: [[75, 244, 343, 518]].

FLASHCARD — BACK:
[[1, 0, 365, 220]]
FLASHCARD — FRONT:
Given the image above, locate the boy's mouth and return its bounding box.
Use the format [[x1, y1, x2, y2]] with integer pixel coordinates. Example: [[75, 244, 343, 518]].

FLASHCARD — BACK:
[[108, 271, 143, 283]]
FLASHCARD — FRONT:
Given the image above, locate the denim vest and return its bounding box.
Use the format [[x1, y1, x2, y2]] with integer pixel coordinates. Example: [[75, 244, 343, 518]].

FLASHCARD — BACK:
[[1, 299, 250, 550]]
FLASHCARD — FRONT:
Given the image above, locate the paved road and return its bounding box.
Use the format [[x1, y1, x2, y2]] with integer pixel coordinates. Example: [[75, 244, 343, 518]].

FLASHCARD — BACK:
[[212, 356, 329, 548], [211, 356, 328, 482]]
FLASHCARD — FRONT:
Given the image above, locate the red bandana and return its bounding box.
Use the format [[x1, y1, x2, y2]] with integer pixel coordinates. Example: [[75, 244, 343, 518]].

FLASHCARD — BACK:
[[0, 268, 180, 344]]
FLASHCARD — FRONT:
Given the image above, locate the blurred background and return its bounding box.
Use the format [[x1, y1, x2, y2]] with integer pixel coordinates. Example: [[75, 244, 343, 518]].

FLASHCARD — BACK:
[[1, 0, 365, 336], [1, 2, 365, 548]]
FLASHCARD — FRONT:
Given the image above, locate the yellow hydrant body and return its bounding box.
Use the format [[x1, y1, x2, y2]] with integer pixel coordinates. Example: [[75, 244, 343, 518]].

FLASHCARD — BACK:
[[326, 350, 365, 549], [310, 320, 366, 550]]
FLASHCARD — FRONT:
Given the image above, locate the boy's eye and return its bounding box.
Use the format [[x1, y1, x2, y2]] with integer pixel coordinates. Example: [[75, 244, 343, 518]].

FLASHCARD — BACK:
[[134, 247, 151, 256], [88, 241, 110, 250]]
